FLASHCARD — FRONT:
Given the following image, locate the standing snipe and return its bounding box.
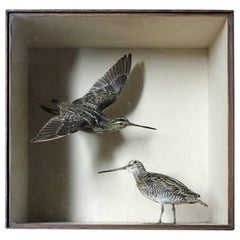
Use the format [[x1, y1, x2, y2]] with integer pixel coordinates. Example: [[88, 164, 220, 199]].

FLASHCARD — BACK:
[[98, 160, 208, 224], [31, 54, 156, 143]]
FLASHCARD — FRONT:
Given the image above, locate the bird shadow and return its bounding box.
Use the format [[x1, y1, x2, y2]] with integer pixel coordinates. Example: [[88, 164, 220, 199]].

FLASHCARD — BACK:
[[28, 48, 80, 222], [92, 62, 145, 168]]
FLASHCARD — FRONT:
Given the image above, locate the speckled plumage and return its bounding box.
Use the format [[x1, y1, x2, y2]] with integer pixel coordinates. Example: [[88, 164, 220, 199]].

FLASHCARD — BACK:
[[31, 54, 156, 143], [98, 160, 208, 224]]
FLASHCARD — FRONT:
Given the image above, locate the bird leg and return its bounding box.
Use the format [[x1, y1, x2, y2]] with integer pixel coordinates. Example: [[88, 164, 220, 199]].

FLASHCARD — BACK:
[[172, 204, 176, 224], [158, 204, 164, 224]]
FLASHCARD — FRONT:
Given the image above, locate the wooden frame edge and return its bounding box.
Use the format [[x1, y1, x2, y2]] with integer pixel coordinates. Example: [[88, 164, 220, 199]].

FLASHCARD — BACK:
[[5, 9, 235, 230], [227, 10, 234, 230]]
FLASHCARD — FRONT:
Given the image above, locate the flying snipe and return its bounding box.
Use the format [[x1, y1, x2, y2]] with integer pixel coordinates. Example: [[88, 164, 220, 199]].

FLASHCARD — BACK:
[[31, 54, 156, 143], [98, 160, 208, 224]]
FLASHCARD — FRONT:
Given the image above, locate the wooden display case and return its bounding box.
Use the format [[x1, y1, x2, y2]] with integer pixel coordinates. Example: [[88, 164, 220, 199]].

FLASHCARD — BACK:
[[6, 10, 234, 230]]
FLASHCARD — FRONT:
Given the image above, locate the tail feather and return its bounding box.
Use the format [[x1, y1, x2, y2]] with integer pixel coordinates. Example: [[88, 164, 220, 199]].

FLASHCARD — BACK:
[[52, 99, 59, 104], [39, 104, 59, 115], [198, 199, 208, 207]]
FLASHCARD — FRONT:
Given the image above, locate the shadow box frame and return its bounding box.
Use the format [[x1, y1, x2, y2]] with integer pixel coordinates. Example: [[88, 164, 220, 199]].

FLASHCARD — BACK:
[[6, 9, 234, 230]]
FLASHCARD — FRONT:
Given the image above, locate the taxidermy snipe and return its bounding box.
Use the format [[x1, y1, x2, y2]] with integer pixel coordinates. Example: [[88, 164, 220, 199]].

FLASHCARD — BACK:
[[98, 160, 208, 224], [31, 54, 156, 143]]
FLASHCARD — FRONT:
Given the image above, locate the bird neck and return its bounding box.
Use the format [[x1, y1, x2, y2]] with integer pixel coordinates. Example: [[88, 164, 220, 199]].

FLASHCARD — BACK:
[[131, 167, 148, 182]]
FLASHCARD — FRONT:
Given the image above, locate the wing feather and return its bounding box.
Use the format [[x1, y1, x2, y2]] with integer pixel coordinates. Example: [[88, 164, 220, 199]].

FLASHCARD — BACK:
[[31, 115, 82, 143], [72, 54, 132, 111], [147, 173, 200, 198]]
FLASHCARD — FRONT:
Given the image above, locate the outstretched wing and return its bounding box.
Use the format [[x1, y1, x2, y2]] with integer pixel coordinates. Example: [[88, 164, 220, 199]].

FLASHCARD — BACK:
[[72, 54, 132, 111], [31, 115, 84, 143]]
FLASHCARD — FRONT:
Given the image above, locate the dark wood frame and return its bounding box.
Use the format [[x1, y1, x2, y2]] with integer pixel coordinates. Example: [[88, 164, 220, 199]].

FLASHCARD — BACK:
[[6, 9, 234, 230]]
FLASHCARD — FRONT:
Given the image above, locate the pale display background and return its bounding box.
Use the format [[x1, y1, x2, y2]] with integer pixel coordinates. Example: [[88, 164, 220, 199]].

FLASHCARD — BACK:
[[27, 46, 218, 224], [28, 48, 208, 223], [70, 49, 209, 223]]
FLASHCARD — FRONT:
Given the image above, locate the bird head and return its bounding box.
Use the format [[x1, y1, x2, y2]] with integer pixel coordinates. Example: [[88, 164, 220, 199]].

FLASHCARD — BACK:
[[111, 117, 157, 131], [98, 159, 146, 175], [110, 117, 130, 129], [125, 160, 146, 174]]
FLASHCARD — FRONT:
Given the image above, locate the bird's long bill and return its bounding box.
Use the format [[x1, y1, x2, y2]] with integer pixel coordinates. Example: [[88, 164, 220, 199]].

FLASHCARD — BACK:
[[129, 122, 157, 130], [98, 166, 127, 174]]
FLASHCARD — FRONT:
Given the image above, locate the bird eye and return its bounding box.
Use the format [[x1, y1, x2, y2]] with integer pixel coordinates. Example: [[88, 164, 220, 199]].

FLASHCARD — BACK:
[[133, 160, 138, 164]]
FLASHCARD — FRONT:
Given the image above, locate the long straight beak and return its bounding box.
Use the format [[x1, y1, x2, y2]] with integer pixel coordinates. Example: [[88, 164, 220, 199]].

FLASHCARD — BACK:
[[98, 165, 127, 174], [129, 122, 157, 130]]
